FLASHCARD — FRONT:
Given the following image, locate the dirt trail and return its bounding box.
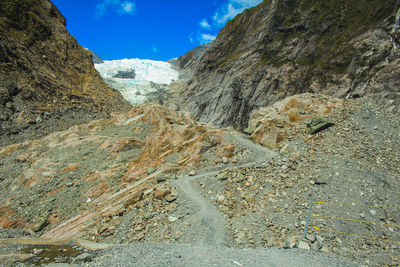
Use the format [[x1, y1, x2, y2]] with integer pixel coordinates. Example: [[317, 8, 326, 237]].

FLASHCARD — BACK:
[[173, 133, 276, 246], [173, 173, 226, 246]]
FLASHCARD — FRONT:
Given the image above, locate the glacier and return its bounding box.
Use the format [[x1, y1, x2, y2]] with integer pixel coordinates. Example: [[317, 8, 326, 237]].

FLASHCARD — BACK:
[[95, 58, 179, 105]]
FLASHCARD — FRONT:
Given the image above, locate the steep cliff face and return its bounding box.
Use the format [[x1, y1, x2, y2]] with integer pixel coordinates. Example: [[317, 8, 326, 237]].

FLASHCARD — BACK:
[[174, 43, 211, 79], [0, 0, 130, 144], [175, 0, 400, 129]]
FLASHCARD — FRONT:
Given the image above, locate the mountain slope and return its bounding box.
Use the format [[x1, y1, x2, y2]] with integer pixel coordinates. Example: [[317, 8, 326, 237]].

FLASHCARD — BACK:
[[0, 0, 130, 145], [174, 0, 400, 129]]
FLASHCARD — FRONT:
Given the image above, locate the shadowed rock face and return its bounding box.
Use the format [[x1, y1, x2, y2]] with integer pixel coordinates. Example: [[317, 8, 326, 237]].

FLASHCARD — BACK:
[[89, 50, 104, 64], [174, 43, 211, 79], [0, 0, 131, 143], [174, 0, 400, 130]]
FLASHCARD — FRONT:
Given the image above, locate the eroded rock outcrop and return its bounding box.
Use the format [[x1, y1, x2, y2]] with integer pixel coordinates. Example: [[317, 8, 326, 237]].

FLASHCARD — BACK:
[[173, 0, 400, 130], [0, 0, 130, 145], [247, 93, 343, 149], [0, 104, 241, 239]]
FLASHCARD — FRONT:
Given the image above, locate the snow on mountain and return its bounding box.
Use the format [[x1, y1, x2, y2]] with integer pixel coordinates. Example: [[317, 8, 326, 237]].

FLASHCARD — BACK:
[[95, 58, 179, 104]]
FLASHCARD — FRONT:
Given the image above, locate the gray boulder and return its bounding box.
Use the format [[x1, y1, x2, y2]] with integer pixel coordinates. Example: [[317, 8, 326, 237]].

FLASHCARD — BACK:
[[113, 69, 136, 79]]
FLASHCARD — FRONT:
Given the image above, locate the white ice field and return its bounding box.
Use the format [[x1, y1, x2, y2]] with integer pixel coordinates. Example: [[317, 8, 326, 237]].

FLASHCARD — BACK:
[[95, 58, 179, 105]]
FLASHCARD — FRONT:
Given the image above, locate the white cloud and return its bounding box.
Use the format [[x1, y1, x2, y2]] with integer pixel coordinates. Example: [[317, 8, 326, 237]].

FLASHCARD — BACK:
[[96, 0, 136, 17], [213, 0, 262, 25], [120, 1, 135, 14], [199, 34, 216, 44], [191, 0, 261, 45], [232, 0, 264, 6], [199, 19, 212, 29], [152, 47, 158, 53], [189, 33, 195, 43], [213, 3, 242, 25]]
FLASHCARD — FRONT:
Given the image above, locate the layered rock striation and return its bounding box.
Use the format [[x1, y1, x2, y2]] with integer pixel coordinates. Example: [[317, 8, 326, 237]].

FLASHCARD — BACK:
[[174, 0, 400, 130], [0, 104, 242, 240]]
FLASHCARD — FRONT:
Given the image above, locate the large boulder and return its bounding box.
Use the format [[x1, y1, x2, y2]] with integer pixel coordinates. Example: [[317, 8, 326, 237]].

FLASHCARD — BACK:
[[248, 93, 343, 149]]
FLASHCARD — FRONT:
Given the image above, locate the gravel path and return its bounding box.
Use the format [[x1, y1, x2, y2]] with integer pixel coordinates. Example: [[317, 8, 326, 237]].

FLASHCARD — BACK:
[[172, 133, 276, 246], [8, 132, 356, 266], [89, 243, 355, 266], [173, 173, 226, 246], [87, 134, 357, 266]]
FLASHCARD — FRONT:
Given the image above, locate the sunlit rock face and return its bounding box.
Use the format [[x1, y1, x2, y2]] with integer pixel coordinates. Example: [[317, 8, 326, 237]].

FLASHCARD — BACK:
[[174, 1, 400, 130], [0, 104, 240, 240], [248, 94, 343, 149], [95, 59, 179, 105]]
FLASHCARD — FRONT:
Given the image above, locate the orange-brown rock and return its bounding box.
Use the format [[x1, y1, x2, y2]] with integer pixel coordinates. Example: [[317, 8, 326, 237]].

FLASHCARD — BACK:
[[0, 103, 238, 239], [0, 206, 25, 229], [248, 94, 343, 149], [153, 189, 171, 200]]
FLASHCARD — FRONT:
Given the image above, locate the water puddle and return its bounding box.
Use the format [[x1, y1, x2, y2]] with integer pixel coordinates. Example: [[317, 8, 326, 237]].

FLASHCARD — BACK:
[[17, 244, 84, 265]]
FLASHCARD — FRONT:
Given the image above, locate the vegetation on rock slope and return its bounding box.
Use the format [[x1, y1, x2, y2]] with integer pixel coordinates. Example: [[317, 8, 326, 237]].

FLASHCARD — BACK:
[[174, 0, 400, 130], [0, 0, 131, 146]]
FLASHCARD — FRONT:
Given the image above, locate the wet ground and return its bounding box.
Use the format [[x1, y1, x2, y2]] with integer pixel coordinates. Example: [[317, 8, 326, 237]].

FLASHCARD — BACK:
[[0, 239, 101, 266]]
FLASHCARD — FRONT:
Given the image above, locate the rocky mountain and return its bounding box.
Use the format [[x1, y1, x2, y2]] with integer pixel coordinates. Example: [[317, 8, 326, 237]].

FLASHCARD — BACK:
[[173, 0, 400, 130], [174, 43, 211, 79], [0, 0, 130, 146], [0, 1, 399, 266], [89, 50, 104, 64]]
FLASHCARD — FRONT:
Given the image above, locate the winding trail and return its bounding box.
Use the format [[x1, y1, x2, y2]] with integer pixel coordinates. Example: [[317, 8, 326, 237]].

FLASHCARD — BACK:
[[6, 133, 356, 266], [172, 133, 277, 246]]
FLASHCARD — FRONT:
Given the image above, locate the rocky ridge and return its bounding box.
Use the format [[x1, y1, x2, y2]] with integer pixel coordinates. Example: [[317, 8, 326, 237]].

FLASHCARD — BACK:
[[172, 0, 400, 130], [88, 50, 104, 64], [0, 0, 131, 146]]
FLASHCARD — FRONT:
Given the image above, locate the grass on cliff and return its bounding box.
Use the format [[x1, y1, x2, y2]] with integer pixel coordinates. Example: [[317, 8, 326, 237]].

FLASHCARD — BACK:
[[215, 0, 398, 76], [271, 0, 396, 73], [0, 0, 52, 45]]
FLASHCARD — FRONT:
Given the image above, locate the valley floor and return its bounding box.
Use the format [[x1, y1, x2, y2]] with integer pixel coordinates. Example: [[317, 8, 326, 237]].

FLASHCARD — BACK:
[[0, 96, 399, 266]]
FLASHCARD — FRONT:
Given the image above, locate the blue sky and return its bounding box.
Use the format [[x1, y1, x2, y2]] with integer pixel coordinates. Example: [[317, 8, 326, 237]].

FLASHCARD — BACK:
[[52, 0, 263, 61]]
